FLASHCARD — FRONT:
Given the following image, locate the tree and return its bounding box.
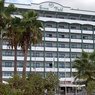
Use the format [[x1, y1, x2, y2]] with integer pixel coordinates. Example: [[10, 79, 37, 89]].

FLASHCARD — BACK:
[[0, 0, 17, 82], [24, 73, 44, 95], [44, 72, 59, 95], [1, 72, 59, 95], [19, 10, 42, 78], [73, 50, 95, 95], [4, 17, 21, 75]]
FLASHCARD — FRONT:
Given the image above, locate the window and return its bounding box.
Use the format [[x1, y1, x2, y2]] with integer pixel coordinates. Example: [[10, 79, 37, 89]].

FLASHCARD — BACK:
[[59, 43, 69, 48], [82, 26, 92, 30], [33, 52, 43, 57], [71, 43, 81, 48], [59, 43, 65, 48], [61, 35, 64, 38], [17, 51, 23, 56], [45, 22, 56, 28], [58, 62, 64, 68], [59, 72, 65, 78], [83, 35, 92, 40], [71, 34, 81, 39], [65, 62, 70, 68], [59, 52, 69, 58], [17, 61, 23, 67], [71, 26, 76, 29], [4, 62, 13, 67], [45, 62, 53, 68], [36, 62, 43, 68], [45, 52, 52, 57], [59, 25, 64, 28], [4, 50, 12, 56], [46, 33, 52, 37], [46, 24, 52, 27], [66, 72, 70, 77], [35, 52, 40, 57], [83, 44, 93, 49], [45, 42, 52, 47], [49, 34, 52, 37], [59, 33, 69, 38], [71, 53, 77, 58], [3, 72, 13, 76]]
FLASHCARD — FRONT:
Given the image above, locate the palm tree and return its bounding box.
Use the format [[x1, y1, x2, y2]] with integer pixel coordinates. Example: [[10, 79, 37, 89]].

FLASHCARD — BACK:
[[4, 17, 21, 75], [0, 0, 16, 82], [19, 10, 42, 78], [73, 50, 95, 95]]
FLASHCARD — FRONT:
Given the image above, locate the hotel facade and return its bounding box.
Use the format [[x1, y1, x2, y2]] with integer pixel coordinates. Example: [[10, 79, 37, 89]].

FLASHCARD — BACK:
[[4, 1, 95, 83]]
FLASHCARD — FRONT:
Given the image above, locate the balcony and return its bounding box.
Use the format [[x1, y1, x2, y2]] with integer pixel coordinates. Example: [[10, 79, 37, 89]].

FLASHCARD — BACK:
[[58, 29, 69, 33], [45, 47, 57, 51], [70, 29, 81, 33], [45, 37, 57, 41], [45, 27, 57, 31], [83, 40, 93, 43], [71, 48, 82, 52], [71, 39, 82, 43], [58, 48, 70, 52], [82, 30, 93, 34], [58, 38, 69, 42]]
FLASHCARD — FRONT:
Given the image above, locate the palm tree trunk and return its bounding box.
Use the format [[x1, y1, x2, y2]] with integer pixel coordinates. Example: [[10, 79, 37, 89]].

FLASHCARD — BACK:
[[22, 45, 28, 79], [14, 46, 17, 75], [0, 35, 2, 83]]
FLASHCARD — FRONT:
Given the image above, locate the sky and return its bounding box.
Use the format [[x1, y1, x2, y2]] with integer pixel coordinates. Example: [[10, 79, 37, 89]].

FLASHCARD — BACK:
[[5, 0, 95, 11]]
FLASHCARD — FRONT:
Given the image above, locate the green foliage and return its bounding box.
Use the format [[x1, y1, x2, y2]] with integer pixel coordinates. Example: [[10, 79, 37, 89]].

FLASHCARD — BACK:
[[8, 75, 27, 90], [18, 10, 43, 78], [25, 73, 44, 95], [73, 50, 95, 94], [3, 73, 59, 95], [0, 83, 9, 95], [86, 81, 95, 95], [44, 72, 59, 95]]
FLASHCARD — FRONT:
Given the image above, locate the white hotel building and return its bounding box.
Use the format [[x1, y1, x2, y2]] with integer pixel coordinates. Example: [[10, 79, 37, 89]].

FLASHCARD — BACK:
[[4, 1, 95, 83]]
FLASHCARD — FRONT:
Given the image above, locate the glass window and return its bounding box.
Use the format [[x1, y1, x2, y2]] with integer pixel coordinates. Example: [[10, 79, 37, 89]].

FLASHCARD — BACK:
[[59, 25, 64, 28], [36, 62, 43, 68], [45, 22, 56, 28], [71, 26, 76, 29], [32, 52, 43, 57], [45, 62, 53, 68], [59, 33, 69, 38], [46, 33, 52, 37], [58, 62, 64, 68], [66, 72, 70, 77], [17, 61, 23, 67], [59, 72, 65, 78], [4, 50, 13, 56], [71, 43, 81, 48], [45, 42, 52, 47], [83, 34, 92, 40], [3, 72, 13, 76], [83, 44, 93, 49], [4, 62, 13, 67], [59, 43, 69, 48], [17, 51, 23, 56], [45, 52, 53, 57], [59, 52, 70, 58], [71, 34, 81, 39], [65, 62, 70, 68]]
